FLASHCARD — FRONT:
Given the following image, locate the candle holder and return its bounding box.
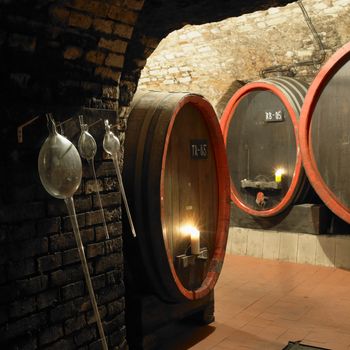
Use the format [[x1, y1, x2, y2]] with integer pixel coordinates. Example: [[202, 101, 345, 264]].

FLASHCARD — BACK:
[[175, 247, 208, 269], [175, 247, 208, 290]]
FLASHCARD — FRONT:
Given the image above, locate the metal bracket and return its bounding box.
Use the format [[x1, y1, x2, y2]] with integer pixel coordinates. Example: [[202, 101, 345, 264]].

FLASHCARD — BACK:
[[176, 247, 208, 268], [17, 116, 40, 143]]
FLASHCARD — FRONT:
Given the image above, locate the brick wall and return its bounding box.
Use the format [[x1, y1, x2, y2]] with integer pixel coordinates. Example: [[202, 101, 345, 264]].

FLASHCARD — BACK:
[[0, 1, 143, 349], [139, 0, 350, 116]]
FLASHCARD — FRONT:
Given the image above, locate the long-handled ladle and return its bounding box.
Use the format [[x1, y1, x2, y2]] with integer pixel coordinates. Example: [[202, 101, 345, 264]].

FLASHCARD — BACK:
[[103, 120, 136, 237], [38, 114, 108, 350], [78, 116, 109, 239]]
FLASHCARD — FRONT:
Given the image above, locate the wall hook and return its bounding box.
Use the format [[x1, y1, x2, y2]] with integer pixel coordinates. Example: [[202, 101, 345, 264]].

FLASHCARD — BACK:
[[86, 118, 103, 129], [57, 117, 73, 135], [17, 116, 40, 143]]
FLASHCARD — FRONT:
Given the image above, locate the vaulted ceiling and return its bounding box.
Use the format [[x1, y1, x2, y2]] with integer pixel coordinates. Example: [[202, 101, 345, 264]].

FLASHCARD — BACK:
[[121, 0, 296, 103], [139, 0, 296, 38]]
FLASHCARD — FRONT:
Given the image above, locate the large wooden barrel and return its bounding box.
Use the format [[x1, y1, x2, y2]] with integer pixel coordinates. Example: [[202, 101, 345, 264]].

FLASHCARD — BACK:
[[123, 90, 230, 302], [220, 77, 311, 217], [215, 80, 245, 118], [299, 42, 350, 223]]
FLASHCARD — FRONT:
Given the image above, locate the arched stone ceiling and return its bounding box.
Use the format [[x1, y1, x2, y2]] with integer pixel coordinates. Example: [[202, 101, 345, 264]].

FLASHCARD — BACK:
[[120, 0, 296, 104]]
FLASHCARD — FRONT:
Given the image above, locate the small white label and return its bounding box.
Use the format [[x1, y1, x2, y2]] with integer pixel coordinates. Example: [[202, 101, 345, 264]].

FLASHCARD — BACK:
[[265, 110, 284, 122]]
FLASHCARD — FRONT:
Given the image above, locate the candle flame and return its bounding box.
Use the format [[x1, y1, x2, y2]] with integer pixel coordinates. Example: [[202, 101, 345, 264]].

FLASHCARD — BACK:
[[181, 224, 199, 237], [275, 168, 284, 176]]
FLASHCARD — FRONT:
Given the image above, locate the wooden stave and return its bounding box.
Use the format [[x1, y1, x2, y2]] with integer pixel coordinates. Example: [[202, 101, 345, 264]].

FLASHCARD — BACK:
[[299, 42, 350, 224], [123, 91, 230, 302], [123, 92, 174, 299]]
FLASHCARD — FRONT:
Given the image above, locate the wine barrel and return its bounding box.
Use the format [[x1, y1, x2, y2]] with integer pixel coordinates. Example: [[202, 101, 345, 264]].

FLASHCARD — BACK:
[[215, 80, 245, 118], [220, 77, 311, 217], [123, 90, 230, 302], [299, 42, 350, 223]]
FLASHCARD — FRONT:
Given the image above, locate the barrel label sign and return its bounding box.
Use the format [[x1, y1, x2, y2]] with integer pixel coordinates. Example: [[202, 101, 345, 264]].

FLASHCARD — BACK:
[[265, 110, 285, 122], [190, 140, 208, 159]]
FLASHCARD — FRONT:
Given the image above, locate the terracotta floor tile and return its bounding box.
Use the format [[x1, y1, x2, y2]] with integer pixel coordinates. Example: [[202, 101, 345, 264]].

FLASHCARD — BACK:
[[303, 328, 350, 349], [223, 330, 284, 350], [209, 342, 251, 350], [160, 254, 350, 350], [255, 311, 281, 322], [257, 324, 288, 341], [248, 293, 283, 309], [239, 323, 266, 336], [222, 310, 257, 329]]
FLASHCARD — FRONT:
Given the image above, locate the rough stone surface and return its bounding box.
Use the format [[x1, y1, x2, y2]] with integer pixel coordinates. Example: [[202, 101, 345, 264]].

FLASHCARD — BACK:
[[139, 0, 350, 116]]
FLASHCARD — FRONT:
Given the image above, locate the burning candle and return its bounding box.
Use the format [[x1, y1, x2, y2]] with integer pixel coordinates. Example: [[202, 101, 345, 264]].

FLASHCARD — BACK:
[[275, 168, 284, 183], [190, 227, 200, 255], [181, 224, 201, 255]]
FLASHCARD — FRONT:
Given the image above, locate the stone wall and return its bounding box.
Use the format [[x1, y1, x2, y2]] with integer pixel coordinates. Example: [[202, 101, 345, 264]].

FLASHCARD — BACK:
[[121, 0, 295, 101], [139, 0, 350, 116]]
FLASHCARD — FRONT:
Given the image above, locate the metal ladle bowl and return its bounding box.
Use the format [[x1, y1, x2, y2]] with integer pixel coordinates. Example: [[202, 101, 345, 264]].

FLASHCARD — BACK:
[[38, 115, 82, 199], [78, 121, 97, 161]]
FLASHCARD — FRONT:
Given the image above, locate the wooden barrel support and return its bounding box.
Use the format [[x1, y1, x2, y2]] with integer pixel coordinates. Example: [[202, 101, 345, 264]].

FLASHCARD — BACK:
[[299, 42, 350, 223], [123, 91, 230, 302], [220, 77, 310, 217]]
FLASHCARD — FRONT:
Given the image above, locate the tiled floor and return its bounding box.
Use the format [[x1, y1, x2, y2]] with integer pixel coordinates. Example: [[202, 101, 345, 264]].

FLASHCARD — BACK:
[[162, 254, 350, 350]]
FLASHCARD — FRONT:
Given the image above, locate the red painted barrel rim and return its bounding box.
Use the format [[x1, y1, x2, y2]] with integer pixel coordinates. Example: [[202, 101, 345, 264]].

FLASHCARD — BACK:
[[220, 82, 303, 217], [299, 42, 350, 223], [160, 94, 230, 300]]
